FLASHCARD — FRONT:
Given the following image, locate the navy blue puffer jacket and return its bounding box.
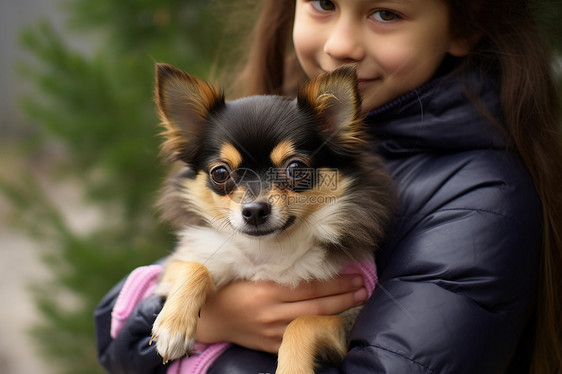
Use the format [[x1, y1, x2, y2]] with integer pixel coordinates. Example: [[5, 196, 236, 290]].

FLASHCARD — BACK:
[[95, 69, 542, 373]]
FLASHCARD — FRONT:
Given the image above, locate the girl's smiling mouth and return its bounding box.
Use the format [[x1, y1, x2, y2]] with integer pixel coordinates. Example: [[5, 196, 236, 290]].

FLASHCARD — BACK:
[[357, 78, 379, 90]]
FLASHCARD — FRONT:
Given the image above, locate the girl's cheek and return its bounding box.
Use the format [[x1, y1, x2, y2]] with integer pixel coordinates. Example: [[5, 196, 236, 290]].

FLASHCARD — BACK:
[[293, 8, 314, 55], [375, 44, 417, 76], [293, 28, 321, 74], [380, 44, 443, 87]]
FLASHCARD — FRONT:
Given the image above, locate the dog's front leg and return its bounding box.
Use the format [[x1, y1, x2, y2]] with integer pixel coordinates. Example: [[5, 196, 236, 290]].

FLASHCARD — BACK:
[[276, 315, 346, 374], [151, 260, 214, 363]]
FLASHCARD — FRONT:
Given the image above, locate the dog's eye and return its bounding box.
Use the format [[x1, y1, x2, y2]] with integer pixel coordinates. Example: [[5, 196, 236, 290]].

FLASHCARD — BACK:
[[210, 165, 231, 185], [286, 161, 310, 181]]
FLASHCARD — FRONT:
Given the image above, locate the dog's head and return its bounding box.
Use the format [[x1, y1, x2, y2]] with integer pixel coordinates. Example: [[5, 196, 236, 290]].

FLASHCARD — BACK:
[[155, 63, 373, 239]]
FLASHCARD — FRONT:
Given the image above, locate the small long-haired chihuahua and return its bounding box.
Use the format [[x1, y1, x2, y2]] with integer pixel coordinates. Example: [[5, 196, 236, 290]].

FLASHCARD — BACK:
[[150, 63, 396, 373]]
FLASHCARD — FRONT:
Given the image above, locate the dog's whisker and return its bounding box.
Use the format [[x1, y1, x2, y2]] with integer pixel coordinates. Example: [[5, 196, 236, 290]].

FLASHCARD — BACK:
[[216, 218, 234, 233], [299, 213, 357, 262], [274, 224, 292, 251]]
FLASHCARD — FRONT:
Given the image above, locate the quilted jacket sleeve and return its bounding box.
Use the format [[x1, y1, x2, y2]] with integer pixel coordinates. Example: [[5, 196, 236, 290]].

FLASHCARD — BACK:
[[340, 213, 539, 373], [94, 277, 167, 374]]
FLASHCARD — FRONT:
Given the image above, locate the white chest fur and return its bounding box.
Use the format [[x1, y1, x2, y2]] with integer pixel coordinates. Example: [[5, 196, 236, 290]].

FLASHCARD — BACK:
[[171, 223, 341, 289]]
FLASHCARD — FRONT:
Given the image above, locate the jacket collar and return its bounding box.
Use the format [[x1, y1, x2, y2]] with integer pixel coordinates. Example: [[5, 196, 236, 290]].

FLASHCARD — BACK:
[[366, 69, 508, 155]]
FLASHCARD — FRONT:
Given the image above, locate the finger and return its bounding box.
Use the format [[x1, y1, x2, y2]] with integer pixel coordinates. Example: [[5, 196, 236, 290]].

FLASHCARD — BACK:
[[226, 320, 285, 353], [277, 274, 364, 302], [279, 286, 368, 319]]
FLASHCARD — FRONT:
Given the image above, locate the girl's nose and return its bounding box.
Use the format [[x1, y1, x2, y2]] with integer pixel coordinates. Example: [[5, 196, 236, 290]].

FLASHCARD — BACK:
[[323, 19, 365, 63]]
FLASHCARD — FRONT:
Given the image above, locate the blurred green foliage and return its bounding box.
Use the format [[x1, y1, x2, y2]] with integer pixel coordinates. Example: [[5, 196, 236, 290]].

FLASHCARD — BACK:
[[1, 0, 560, 373], [2, 0, 238, 373]]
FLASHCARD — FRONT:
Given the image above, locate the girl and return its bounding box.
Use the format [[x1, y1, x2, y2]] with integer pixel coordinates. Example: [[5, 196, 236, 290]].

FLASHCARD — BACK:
[[95, 0, 562, 373]]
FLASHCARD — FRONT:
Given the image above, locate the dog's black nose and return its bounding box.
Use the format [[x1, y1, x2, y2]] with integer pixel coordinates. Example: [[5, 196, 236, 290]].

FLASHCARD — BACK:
[[242, 202, 271, 227]]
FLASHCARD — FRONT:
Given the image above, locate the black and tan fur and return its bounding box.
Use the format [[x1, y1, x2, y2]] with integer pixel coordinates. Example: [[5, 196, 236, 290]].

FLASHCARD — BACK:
[[150, 63, 396, 374]]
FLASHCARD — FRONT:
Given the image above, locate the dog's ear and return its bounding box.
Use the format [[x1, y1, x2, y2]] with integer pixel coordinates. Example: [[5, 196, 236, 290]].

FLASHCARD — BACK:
[[155, 63, 225, 163], [297, 65, 366, 154]]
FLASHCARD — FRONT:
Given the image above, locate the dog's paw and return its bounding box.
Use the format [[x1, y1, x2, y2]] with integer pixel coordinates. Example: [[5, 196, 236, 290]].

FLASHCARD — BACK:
[[150, 305, 197, 363]]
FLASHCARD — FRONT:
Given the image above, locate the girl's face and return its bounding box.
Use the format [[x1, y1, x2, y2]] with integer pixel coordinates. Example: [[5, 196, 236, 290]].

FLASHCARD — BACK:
[[293, 0, 469, 112]]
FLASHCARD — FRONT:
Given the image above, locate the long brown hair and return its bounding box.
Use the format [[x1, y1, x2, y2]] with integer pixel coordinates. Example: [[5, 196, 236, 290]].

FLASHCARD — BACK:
[[219, 0, 562, 372], [448, 2, 562, 373], [220, 0, 304, 97]]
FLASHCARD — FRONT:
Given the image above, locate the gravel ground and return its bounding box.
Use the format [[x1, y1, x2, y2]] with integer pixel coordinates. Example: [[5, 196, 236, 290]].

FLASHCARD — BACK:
[[0, 142, 58, 374], [0, 220, 54, 374]]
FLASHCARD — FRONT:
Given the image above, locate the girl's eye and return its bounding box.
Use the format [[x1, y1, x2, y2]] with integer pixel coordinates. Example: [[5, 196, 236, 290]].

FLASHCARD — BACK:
[[372, 10, 400, 23], [311, 0, 336, 12], [210, 165, 231, 185]]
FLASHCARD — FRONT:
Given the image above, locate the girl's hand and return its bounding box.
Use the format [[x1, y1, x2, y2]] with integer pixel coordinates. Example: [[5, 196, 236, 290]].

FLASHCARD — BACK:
[[195, 275, 368, 353]]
